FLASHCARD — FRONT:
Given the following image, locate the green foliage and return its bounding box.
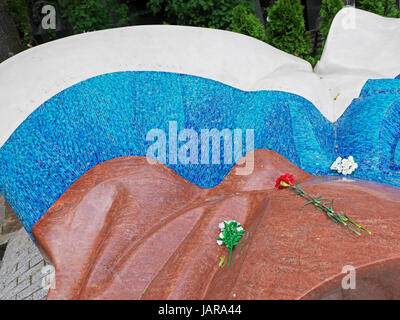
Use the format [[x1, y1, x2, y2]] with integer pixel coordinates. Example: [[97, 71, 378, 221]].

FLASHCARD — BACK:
[[146, 0, 253, 30], [383, 0, 399, 17], [266, 0, 313, 64], [360, 0, 385, 16], [289, 183, 371, 235], [6, 0, 33, 47], [58, 0, 129, 34], [359, 0, 399, 17], [231, 4, 266, 41]]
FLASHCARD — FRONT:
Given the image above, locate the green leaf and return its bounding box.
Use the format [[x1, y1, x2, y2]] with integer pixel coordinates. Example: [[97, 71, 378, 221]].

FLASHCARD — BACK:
[[326, 213, 339, 223], [302, 200, 313, 207]]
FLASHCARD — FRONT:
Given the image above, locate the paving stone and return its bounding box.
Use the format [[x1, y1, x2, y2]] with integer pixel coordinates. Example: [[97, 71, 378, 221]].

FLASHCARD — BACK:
[[17, 261, 43, 285], [12, 261, 30, 279], [17, 278, 45, 300], [31, 264, 53, 284], [14, 278, 30, 293], [6, 278, 17, 290], [29, 254, 44, 268], [31, 288, 48, 300], [0, 228, 52, 300]]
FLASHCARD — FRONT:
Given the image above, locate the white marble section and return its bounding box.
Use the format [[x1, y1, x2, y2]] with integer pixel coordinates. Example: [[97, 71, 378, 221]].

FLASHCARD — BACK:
[[0, 8, 399, 147], [315, 7, 400, 120]]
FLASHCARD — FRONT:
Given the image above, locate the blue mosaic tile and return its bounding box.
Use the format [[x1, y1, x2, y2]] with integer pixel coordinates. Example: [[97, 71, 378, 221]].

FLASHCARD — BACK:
[[0, 71, 399, 237]]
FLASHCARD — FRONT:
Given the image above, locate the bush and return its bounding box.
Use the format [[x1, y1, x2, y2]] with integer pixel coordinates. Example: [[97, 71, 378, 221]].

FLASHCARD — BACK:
[[6, 0, 33, 47], [383, 0, 399, 17], [146, 0, 253, 30], [58, 0, 129, 34], [266, 0, 313, 64], [231, 4, 266, 42], [359, 0, 399, 17]]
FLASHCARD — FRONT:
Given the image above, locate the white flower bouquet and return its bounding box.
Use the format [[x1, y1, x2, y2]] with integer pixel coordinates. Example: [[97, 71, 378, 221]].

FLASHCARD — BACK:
[[330, 156, 358, 175], [217, 220, 245, 266]]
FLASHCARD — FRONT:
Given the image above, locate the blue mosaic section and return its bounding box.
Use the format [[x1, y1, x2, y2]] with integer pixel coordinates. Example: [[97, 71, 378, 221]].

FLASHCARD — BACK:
[[395, 140, 400, 169], [0, 71, 399, 236], [336, 78, 400, 186], [359, 79, 400, 97]]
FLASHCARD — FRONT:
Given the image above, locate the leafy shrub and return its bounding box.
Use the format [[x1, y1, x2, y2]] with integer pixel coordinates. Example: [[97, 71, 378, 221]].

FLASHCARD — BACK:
[[360, 0, 385, 16], [231, 4, 266, 42], [266, 0, 313, 64], [5, 0, 33, 47], [58, 0, 129, 34], [146, 0, 253, 30], [359, 0, 399, 17]]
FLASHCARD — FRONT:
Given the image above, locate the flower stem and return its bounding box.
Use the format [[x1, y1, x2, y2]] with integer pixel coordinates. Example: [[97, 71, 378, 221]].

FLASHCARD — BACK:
[[288, 183, 370, 235], [228, 248, 232, 266]]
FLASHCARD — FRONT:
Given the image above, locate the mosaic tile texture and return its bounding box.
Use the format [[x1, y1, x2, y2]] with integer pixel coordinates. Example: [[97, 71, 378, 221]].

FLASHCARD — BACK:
[[0, 71, 399, 236], [336, 78, 400, 186]]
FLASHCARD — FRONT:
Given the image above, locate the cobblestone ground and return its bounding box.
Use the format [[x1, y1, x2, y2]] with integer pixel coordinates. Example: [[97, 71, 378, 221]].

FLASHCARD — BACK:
[[0, 228, 53, 300]]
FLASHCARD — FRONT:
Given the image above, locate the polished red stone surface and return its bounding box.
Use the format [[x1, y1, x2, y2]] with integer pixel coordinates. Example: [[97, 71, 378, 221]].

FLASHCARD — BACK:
[[32, 150, 400, 300]]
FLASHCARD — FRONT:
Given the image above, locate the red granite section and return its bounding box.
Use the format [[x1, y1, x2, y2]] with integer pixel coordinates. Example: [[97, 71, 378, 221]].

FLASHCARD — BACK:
[[32, 150, 400, 300]]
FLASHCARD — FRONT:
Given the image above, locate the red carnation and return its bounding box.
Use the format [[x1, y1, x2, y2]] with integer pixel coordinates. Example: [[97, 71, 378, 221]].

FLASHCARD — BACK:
[[275, 173, 295, 189]]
